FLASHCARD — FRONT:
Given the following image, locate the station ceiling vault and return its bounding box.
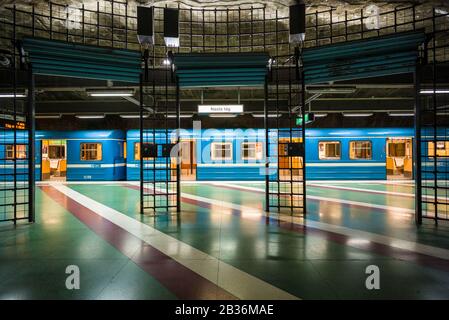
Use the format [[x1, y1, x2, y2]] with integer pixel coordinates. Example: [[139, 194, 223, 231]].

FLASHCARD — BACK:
[[1, 0, 448, 121]]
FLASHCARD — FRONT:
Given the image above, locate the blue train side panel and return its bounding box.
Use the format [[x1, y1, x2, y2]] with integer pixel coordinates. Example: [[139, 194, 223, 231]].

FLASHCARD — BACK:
[[0, 131, 41, 181], [125, 127, 418, 181], [421, 127, 449, 181], [305, 128, 414, 180], [36, 130, 126, 181], [126, 129, 178, 181], [197, 128, 266, 181]]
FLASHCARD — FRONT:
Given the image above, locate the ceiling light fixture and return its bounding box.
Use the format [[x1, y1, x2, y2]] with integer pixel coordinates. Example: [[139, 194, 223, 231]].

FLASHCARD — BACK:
[[252, 114, 281, 118], [0, 92, 27, 98], [314, 113, 328, 118], [166, 114, 193, 118], [75, 114, 105, 119], [119, 114, 149, 119], [388, 112, 414, 117], [420, 89, 449, 94], [343, 113, 373, 117], [86, 89, 134, 97]]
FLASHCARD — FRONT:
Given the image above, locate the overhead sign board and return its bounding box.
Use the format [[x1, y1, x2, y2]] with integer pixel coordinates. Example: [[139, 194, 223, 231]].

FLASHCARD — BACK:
[[198, 104, 243, 114], [0, 119, 26, 130]]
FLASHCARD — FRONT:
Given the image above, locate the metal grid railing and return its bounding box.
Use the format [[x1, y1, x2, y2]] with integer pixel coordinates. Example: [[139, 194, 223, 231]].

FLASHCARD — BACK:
[[418, 37, 449, 223], [266, 60, 305, 216], [0, 68, 34, 224], [140, 67, 179, 215]]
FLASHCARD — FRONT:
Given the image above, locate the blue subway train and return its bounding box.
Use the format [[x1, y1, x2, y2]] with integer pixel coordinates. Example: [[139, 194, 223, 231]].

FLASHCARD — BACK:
[[1, 130, 125, 181], [127, 128, 416, 181], [3, 127, 448, 181]]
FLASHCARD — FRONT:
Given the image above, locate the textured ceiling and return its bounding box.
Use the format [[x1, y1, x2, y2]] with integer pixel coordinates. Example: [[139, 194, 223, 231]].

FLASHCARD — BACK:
[[1, 0, 448, 118], [1, 0, 448, 10]]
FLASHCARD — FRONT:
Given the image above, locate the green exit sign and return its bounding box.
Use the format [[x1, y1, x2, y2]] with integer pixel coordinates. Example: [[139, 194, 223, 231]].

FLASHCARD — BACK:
[[296, 113, 315, 126]]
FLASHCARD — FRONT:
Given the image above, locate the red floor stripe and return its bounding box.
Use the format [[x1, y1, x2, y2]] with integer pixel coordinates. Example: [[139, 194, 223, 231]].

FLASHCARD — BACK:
[[39, 185, 236, 300], [127, 183, 449, 273]]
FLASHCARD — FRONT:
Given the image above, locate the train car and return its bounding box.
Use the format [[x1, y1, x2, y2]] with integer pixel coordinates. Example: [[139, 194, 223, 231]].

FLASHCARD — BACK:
[[0, 130, 37, 184], [306, 128, 415, 180], [126, 127, 416, 181], [36, 130, 126, 181], [421, 127, 449, 181], [1, 127, 424, 182], [126, 129, 189, 181]]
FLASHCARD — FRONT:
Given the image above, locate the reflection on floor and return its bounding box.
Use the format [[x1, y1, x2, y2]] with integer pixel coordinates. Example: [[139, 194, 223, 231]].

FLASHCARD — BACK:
[[1, 181, 449, 299]]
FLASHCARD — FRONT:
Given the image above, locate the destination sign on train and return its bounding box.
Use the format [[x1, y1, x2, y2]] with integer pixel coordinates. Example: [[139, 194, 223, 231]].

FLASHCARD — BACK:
[[198, 104, 243, 114]]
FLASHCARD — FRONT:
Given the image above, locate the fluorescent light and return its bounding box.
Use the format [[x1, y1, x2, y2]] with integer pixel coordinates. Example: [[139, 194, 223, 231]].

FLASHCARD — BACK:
[[388, 112, 414, 117], [252, 114, 281, 118], [89, 93, 133, 97], [76, 115, 105, 119], [86, 89, 134, 97], [0, 93, 27, 98], [343, 113, 373, 117], [198, 104, 244, 114], [209, 114, 238, 118], [420, 89, 449, 94], [166, 114, 193, 118], [314, 113, 328, 118], [120, 114, 149, 119], [164, 37, 179, 47], [35, 114, 62, 119]]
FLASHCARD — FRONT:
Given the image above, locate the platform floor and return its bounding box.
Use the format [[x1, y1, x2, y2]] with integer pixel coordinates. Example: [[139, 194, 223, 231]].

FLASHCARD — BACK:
[[1, 181, 449, 299]]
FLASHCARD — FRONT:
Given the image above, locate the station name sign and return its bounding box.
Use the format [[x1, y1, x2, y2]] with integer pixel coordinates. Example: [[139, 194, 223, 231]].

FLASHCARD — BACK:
[[198, 104, 243, 114]]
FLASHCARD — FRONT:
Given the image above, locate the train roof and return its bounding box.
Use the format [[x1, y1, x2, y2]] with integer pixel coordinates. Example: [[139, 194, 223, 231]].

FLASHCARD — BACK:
[[35, 130, 125, 139]]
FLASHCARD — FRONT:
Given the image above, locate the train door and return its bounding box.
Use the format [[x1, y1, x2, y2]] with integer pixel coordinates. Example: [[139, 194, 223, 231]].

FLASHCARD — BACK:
[[278, 138, 303, 181], [41, 139, 67, 181], [180, 139, 196, 180], [386, 138, 413, 180]]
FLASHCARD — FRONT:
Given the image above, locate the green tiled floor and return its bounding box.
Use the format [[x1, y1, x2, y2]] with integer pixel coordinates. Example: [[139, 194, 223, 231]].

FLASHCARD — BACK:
[[1, 182, 449, 299]]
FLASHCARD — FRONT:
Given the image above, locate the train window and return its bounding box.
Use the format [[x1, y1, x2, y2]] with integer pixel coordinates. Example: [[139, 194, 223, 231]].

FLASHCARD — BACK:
[[428, 141, 449, 157], [318, 141, 341, 160], [134, 142, 153, 160], [5, 145, 27, 159], [48, 145, 65, 159], [211, 142, 232, 160], [349, 141, 372, 160], [388, 143, 406, 157], [241, 142, 263, 160], [80, 143, 102, 161]]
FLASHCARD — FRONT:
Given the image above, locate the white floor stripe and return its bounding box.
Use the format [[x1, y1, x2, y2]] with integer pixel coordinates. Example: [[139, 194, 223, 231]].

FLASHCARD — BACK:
[[126, 181, 449, 261], [52, 184, 298, 300], [210, 182, 415, 215], [279, 215, 449, 261], [309, 183, 449, 203], [182, 184, 449, 260]]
